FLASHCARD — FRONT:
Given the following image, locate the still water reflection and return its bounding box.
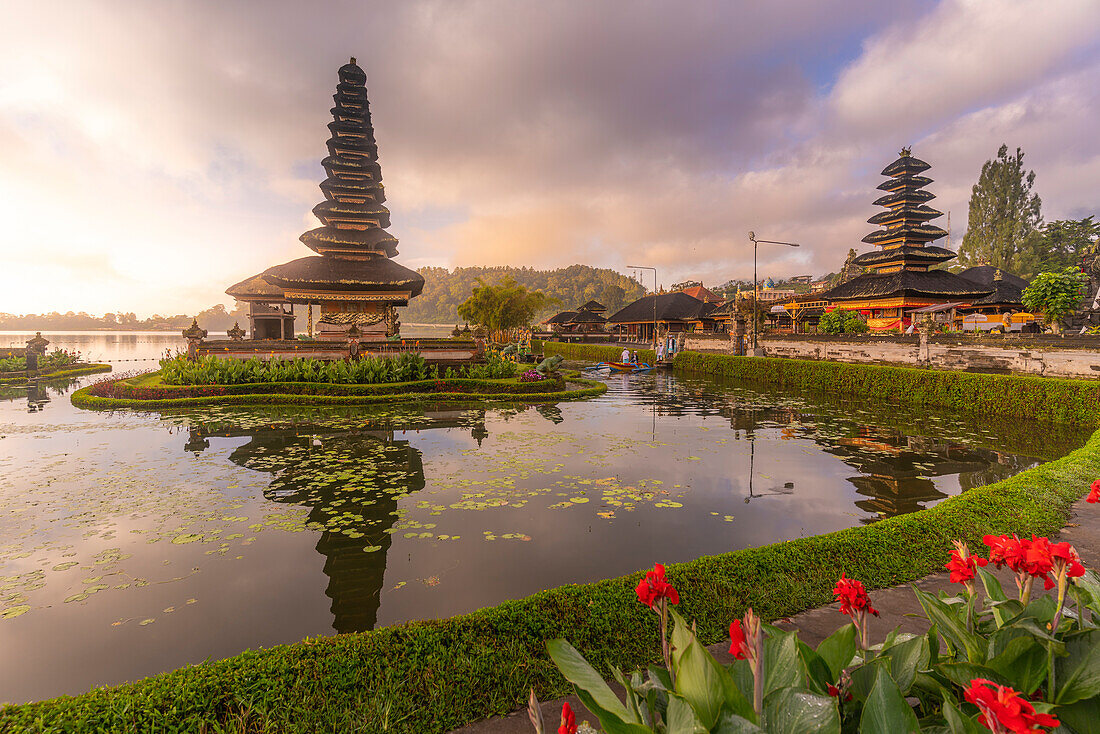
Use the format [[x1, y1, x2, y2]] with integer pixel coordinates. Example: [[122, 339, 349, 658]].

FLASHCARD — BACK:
[[0, 334, 1089, 704]]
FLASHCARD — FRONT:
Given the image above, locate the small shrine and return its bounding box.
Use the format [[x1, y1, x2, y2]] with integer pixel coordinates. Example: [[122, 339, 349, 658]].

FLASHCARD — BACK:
[[226, 58, 423, 341], [822, 149, 992, 330]]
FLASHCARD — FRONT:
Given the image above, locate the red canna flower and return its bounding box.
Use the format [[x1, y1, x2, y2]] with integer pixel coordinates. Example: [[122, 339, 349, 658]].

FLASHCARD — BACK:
[[558, 701, 577, 734], [826, 683, 853, 702], [1089, 479, 1100, 504], [946, 545, 985, 585], [1050, 542, 1086, 580], [983, 535, 1025, 572], [964, 679, 1059, 733], [1023, 536, 1056, 590], [728, 619, 747, 660], [833, 573, 879, 618], [635, 563, 679, 608]]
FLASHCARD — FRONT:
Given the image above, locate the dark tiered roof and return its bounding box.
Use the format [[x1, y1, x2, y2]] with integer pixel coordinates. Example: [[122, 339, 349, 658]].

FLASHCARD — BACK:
[[299, 58, 399, 259], [852, 246, 956, 268], [959, 267, 1028, 307], [578, 300, 607, 313], [822, 149, 993, 305], [862, 150, 945, 248], [608, 293, 717, 323], [568, 310, 607, 324], [263, 256, 424, 299], [543, 311, 578, 325], [958, 266, 1029, 290], [226, 273, 286, 300], [825, 270, 993, 301]]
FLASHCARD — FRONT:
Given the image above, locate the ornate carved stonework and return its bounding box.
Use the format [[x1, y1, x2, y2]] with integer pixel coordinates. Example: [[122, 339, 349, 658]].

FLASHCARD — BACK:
[[227, 322, 247, 341]]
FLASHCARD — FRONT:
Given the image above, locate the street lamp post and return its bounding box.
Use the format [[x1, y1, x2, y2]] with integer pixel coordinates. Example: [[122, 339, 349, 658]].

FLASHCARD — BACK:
[[627, 265, 658, 351], [747, 232, 800, 354]]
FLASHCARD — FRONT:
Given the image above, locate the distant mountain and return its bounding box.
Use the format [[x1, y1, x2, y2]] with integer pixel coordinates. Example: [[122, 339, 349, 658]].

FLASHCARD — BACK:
[[398, 265, 648, 325]]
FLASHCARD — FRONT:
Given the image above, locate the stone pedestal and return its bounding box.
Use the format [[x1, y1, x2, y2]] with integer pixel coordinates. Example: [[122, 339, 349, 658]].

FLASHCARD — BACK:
[[25, 332, 49, 372], [182, 319, 207, 361]]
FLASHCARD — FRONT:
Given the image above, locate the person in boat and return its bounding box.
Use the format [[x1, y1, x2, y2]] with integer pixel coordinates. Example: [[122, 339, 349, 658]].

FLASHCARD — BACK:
[[621, 347, 631, 364]]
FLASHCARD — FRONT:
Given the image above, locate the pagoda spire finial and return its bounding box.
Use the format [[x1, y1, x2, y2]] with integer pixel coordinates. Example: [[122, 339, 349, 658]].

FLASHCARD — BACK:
[[350, 56, 356, 64], [899, 146, 911, 157]]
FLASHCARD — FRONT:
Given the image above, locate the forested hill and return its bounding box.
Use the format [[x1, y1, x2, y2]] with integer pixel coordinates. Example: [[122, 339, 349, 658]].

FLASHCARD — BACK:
[[399, 265, 648, 324]]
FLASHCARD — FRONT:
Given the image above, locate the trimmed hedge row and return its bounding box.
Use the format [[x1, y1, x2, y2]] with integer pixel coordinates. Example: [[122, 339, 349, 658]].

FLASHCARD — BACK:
[[674, 351, 1100, 425], [0, 362, 111, 385], [543, 341, 656, 363], [7, 354, 1100, 732], [71, 373, 606, 410]]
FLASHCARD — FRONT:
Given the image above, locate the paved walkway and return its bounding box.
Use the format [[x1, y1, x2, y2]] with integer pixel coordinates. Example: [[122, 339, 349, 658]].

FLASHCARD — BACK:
[[452, 498, 1099, 734]]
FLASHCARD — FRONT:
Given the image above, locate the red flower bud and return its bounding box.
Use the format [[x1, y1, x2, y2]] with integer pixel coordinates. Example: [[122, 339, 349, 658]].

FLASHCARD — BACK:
[[728, 619, 747, 660], [558, 702, 576, 734]]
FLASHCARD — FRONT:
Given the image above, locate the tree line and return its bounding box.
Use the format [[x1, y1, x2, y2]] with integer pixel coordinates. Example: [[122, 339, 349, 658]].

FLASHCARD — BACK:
[[400, 264, 647, 324]]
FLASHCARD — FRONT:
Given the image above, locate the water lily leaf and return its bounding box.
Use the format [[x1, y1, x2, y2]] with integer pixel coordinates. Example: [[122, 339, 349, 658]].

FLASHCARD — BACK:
[[1, 605, 30, 619]]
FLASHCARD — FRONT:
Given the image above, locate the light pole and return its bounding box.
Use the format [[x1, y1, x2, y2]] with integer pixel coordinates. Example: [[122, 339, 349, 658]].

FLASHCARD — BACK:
[[628, 265, 658, 351], [747, 232, 800, 353]]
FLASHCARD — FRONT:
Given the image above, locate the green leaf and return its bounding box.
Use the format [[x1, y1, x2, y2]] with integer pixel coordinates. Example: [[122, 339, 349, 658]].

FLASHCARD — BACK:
[[858, 666, 919, 734], [1053, 693, 1100, 734], [573, 689, 653, 734], [815, 623, 857, 683], [797, 641, 834, 695], [977, 566, 1007, 604], [849, 658, 890, 703], [1074, 570, 1100, 622], [936, 662, 1009, 690], [986, 635, 1048, 696], [763, 629, 803, 697], [941, 698, 985, 734], [879, 635, 927, 695], [1055, 629, 1100, 705], [546, 639, 632, 722], [713, 711, 765, 733], [670, 609, 730, 729], [913, 587, 984, 663], [611, 665, 647, 725], [665, 693, 705, 734], [763, 687, 841, 734]]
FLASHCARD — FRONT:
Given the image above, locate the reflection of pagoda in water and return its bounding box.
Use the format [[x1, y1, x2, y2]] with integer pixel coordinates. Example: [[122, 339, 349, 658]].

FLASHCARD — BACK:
[[827, 428, 993, 522], [183, 412, 488, 632]]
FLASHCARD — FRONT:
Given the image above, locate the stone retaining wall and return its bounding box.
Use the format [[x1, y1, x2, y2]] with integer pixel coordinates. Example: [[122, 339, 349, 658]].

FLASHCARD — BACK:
[[683, 334, 1100, 379]]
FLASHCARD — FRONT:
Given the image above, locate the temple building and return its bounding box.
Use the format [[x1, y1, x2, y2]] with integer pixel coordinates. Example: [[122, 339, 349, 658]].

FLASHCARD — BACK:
[[821, 149, 991, 330], [541, 300, 608, 334], [227, 58, 423, 341]]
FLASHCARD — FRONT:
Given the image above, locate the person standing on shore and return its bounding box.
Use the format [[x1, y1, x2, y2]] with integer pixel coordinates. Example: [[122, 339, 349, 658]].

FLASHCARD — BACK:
[[621, 346, 630, 363]]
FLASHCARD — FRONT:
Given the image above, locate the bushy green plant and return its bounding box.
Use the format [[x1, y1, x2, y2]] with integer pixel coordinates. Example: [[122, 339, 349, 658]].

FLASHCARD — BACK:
[[819, 309, 868, 335], [1023, 267, 1089, 333], [540, 527, 1100, 733], [466, 352, 519, 379], [159, 354, 441, 386]]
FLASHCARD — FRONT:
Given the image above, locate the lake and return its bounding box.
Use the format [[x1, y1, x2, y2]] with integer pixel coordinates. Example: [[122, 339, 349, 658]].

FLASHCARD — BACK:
[[0, 332, 1088, 704]]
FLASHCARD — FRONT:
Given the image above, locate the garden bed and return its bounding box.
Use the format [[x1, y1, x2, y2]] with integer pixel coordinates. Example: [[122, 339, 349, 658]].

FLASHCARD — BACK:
[[70, 370, 606, 410], [8, 356, 1100, 732], [0, 363, 112, 385]]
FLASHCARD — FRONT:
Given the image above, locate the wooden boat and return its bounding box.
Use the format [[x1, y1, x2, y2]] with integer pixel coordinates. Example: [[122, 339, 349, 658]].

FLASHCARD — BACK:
[[607, 362, 651, 373]]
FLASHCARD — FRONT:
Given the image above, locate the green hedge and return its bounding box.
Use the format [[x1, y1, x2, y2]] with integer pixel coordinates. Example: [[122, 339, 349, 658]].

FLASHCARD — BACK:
[[7, 356, 1100, 732], [0, 363, 111, 385], [543, 341, 656, 363], [673, 351, 1100, 425], [72, 373, 606, 410]]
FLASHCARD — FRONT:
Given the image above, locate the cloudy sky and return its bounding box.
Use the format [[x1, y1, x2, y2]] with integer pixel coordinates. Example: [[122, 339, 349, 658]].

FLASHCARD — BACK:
[[1, 0, 1098, 317]]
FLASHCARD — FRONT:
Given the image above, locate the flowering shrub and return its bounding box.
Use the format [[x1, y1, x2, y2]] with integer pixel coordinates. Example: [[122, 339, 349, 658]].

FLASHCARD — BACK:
[[520, 369, 548, 383], [531, 486, 1100, 732]]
